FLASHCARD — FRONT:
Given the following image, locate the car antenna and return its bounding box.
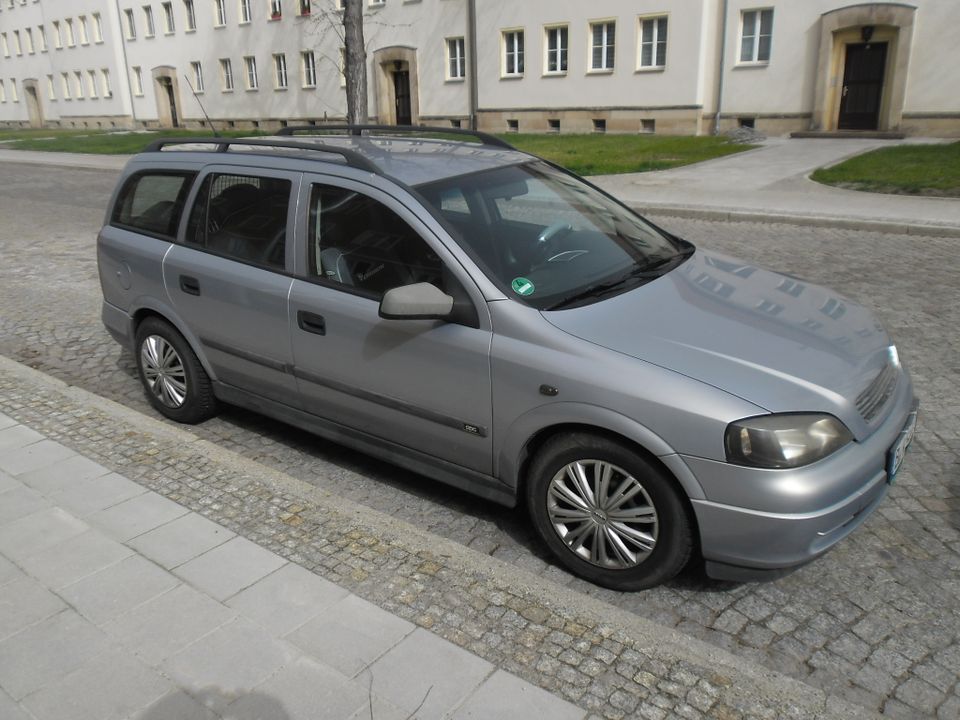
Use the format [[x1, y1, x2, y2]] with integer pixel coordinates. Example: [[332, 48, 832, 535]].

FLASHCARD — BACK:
[[183, 74, 220, 137]]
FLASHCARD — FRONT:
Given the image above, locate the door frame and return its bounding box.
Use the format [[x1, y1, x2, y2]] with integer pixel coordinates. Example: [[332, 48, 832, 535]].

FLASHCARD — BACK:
[[151, 66, 183, 128], [837, 41, 888, 130], [22, 79, 44, 128], [811, 3, 917, 133], [373, 46, 420, 126]]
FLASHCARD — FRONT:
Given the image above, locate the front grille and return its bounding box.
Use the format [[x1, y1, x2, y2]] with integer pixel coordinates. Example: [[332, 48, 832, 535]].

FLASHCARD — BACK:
[[856, 361, 898, 422]]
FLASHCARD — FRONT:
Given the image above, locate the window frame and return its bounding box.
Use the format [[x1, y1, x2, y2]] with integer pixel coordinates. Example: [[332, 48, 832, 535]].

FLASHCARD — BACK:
[[143, 6, 155, 37], [273, 53, 288, 89], [301, 50, 316, 88], [191, 61, 204, 92], [544, 24, 568, 75], [214, 0, 226, 26], [238, 0, 251, 24], [124, 10, 136, 39], [244, 55, 258, 90], [738, 8, 773, 65], [162, 1, 175, 33], [588, 19, 616, 72], [446, 36, 465, 81], [131, 66, 144, 96], [220, 58, 234, 90], [501, 28, 524, 78], [637, 14, 668, 70], [183, 0, 196, 30]]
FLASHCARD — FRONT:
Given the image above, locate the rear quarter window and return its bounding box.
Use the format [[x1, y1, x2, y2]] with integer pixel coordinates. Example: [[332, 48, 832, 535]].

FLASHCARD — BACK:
[[111, 171, 197, 239]]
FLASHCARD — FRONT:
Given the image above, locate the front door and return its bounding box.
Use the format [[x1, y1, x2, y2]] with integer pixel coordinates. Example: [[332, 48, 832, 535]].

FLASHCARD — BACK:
[[25, 85, 43, 128], [159, 78, 179, 128], [838, 42, 887, 130], [289, 174, 493, 475], [393, 70, 411, 125]]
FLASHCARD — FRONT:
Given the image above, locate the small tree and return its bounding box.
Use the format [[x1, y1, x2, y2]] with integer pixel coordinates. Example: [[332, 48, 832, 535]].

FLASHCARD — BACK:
[[342, 0, 367, 124]]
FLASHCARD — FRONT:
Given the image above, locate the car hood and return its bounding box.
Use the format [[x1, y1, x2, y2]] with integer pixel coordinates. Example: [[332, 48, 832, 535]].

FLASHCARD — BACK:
[[542, 250, 892, 437]]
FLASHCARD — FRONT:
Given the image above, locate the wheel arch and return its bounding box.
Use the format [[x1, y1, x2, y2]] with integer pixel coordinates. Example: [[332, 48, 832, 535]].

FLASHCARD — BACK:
[[129, 298, 218, 382]]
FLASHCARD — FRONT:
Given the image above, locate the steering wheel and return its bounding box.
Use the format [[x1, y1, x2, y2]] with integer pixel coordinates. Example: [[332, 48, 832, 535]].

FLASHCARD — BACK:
[[534, 222, 573, 263]]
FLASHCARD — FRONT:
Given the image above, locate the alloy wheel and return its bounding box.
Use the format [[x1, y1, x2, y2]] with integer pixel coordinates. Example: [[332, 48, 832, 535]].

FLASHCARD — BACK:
[[140, 335, 188, 408]]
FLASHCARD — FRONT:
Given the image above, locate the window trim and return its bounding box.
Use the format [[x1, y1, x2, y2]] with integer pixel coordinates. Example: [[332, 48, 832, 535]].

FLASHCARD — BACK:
[[220, 58, 234, 91], [588, 18, 616, 73], [109, 170, 199, 244], [636, 13, 668, 71], [301, 50, 316, 88], [738, 7, 774, 65], [273, 52, 288, 89], [445, 36, 465, 81], [501, 28, 524, 79], [543, 23, 569, 76]]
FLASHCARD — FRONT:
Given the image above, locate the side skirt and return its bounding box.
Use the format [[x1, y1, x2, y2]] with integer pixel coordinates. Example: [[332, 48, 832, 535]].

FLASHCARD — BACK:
[[213, 382, 517, 508]]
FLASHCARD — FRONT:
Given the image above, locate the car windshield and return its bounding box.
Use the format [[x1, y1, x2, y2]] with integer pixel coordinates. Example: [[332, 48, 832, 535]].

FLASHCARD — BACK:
[[417, 161, 690, 310]]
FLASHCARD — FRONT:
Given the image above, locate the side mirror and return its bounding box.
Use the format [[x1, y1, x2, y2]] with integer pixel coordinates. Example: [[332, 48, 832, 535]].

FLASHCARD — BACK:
[[379, 282, 454, 321]]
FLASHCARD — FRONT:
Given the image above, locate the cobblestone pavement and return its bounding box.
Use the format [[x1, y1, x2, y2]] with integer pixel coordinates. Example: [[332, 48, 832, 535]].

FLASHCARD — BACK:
[[1, 162, 959, 718]]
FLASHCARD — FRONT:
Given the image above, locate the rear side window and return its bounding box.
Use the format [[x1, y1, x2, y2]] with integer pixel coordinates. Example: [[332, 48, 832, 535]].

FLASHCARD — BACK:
[[184, 173, 291, 271], [111, 171, 196, 239]]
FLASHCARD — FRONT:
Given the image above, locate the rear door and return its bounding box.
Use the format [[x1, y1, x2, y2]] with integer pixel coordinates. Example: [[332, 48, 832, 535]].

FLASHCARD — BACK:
[[163, 165, 300, 406], [288, 174, 495, 476]]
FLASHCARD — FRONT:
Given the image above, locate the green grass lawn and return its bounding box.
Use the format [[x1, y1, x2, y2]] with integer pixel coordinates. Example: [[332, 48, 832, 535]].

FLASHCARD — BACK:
[[811, 141, 960, 197], [0, 127, 752, 174]]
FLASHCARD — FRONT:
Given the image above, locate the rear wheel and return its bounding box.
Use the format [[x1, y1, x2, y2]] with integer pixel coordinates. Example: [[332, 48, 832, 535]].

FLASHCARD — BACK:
[[526, 433, 693, 591], [135, 317, 218, 424]]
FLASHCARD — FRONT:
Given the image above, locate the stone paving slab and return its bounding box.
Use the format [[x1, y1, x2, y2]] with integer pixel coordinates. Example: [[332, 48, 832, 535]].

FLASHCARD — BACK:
[[0, 356, 884, 720]]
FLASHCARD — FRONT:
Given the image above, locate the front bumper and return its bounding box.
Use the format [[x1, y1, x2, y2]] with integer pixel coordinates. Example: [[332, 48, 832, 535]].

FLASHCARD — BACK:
[[684, 372, 917, 579]]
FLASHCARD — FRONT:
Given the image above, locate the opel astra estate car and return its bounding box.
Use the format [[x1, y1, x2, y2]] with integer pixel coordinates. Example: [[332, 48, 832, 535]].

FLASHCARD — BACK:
[[97, 126, 918, 590]]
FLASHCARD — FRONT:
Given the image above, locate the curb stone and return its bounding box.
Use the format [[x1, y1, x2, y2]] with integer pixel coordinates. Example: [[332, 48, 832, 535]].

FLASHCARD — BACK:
[[0, 354, 883, 720]]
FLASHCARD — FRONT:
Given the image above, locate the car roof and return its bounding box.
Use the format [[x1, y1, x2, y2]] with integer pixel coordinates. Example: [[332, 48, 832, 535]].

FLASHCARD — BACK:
[[140, 128, 534, 187]]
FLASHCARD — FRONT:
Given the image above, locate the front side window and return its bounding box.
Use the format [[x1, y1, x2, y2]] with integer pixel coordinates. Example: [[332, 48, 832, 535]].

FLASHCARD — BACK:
[[61, 72, 70, 98], [112, 172, 197, 239], [185, 173, 291, 270], [0, 80, 6, 103], [417, 161, 686, 310], [308, 184, 443, 298], [545, 26, 568, 74], [446, 37, 465, 80], [639, 16, 667, 68], [740, 8, 773, 63], [503, 30, 524, 77], [301, 51, 316, 87], [38, 25, 48, 51], [244, 56, 258, 89], [274, 53, 287, 88], [221, 58, 234, 89], [590, 21, 615, 71], [53, 21, 62, 48], [74, 71, 84, 98], [65, 19, 75, 46]]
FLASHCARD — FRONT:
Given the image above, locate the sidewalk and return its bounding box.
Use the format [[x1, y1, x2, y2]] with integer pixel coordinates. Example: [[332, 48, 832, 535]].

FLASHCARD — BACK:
[[589, 136, 960, 236], [0, 357, 879, 720], [0, 417, 585, 720]]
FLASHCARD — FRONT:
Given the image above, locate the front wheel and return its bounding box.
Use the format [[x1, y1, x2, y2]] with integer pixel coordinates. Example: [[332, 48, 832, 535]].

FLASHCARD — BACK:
[[526, 433, 693, 591], [135, 317, 218, 424]]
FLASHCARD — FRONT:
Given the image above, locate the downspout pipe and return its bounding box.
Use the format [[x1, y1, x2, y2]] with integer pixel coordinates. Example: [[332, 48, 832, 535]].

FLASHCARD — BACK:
[[467, 0, 479, 130], [714, 0, 729, 135]]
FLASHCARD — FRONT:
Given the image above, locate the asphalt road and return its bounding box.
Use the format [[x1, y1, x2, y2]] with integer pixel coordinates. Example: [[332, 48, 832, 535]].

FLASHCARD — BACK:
[[1, 161, 958, 718]]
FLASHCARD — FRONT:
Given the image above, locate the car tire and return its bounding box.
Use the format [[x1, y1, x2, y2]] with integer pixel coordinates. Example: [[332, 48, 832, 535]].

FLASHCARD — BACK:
[[134, 317, 218, 424], [526, 433, 693, 591]]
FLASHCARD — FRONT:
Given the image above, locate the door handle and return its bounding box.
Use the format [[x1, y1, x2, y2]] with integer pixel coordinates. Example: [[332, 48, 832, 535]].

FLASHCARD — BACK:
[[842, 86, 849, 97], [179, 275, 201, 296], [297, 310, 326, 336]]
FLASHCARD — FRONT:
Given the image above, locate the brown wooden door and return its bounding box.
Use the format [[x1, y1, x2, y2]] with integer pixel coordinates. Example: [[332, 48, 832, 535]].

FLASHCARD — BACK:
[[393, 70, 411, 126], [838, 42, 887, 130]]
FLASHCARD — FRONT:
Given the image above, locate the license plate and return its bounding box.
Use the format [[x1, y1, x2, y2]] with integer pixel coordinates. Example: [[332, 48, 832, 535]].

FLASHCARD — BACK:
[[886, 409, 918, 483]]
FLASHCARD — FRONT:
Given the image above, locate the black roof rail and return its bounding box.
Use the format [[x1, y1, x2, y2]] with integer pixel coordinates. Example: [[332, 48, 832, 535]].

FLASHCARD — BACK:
[[276, 124, 515, 150], [141, 137, 381, 174]]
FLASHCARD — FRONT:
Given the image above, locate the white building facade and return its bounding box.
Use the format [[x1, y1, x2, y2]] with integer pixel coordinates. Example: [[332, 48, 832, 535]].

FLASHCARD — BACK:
[[1, 0, 958, 136]]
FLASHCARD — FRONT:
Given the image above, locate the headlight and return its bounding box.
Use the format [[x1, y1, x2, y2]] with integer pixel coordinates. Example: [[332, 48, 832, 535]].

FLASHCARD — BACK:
[[725, 414, 853, 469]]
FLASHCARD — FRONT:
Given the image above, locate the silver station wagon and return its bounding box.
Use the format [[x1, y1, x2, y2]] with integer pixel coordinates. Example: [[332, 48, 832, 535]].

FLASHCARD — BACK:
[[97, 127, 918, 590]]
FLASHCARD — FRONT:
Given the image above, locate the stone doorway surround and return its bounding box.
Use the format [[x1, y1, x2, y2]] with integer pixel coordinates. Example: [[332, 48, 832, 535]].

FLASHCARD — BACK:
[[22, 79, 44, 128], [151, 66, 183, 128], [812, 3, 917, 133], [372, 46, 419, 126]]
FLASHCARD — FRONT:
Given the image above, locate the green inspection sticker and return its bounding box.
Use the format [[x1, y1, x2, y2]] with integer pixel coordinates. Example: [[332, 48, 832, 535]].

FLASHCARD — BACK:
[[511, 277, 535, 296]]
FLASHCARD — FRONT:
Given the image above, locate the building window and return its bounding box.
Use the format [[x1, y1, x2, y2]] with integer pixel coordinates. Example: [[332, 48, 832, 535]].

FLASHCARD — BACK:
[[46, 74, 56, 99], [301, 51, 316, 87], [93, 13, 103, 42], [502, 30, 524, 77], [87, 70, 98, 98], [273, 53, 287, 88], [8, 79, 17, 102], [214, 0, 226, 26], [38, 25, 47, 51], [74, 71, 84, 98], [446, 37, 465, 80], [65, 19, 75, 47], [191, 61, 204, 91], [0, 80, 5, 103], [143, 6, 155, 37], [61, 72, 70, 99], [24, 28, 33, 53], [590, 21, 615, 71], [244, 55, 258, 89], [101, 69, 112, 97], [740, 9, 773, 63], [53, 21, 62, 48], [124, 10, 136, 39], [220, 58, 234, 90], [0, 33, 8, 58], [184, 0, 196, 30], [639, 16, 667, 68], [339, 47, 346, 86], [78, 16, 89, 44], [545, 25, 568, 74], [299, 0, 310, 15], [162, 2, 175, 33], [132, 66, 143, 95], [270, 0, 281, 18], [239, 0, 250, 23], [12, 30, 21, 55]]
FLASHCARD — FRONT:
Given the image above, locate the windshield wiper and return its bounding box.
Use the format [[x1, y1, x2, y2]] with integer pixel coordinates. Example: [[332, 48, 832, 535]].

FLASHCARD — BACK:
[[545, 248, 693, 311]]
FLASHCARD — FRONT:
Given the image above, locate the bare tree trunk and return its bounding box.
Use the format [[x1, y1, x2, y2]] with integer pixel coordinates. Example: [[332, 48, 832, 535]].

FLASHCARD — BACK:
[[343, 0, 368, 125]]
